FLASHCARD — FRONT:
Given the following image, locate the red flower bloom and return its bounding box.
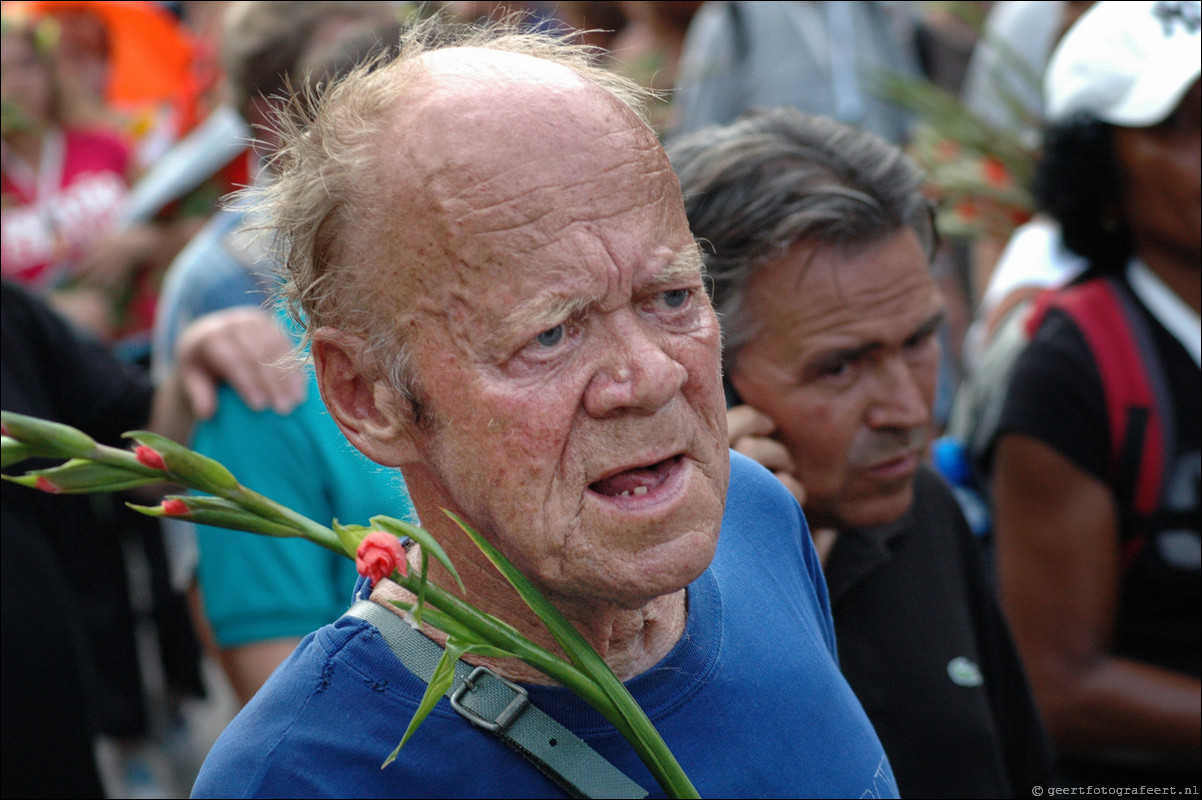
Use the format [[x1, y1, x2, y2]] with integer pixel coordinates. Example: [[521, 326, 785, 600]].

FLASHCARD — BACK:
[[1007, 208, 1034, 227], [1, 423, 10, 437], [161, 498, 189, 515], [955, 199, 980, 220], [356, 531, 408, 583], [936, 138, 960, 161], [35, 476, 60, 493], [135, 446, 166, 471], [981, 156, 1010, 187]]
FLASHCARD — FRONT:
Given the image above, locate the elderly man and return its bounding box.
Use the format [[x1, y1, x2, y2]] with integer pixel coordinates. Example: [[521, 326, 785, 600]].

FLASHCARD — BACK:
[[192, 19, 895, 799], [666, 107, 1053, 797]]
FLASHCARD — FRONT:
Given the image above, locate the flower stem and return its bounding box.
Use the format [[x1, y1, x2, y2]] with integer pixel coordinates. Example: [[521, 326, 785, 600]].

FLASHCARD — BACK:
[[389, 572, 699, 798]]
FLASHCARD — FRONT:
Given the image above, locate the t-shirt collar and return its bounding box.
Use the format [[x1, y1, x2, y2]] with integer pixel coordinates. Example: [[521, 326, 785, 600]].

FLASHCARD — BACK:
[[1128, 258, 1201, 368]]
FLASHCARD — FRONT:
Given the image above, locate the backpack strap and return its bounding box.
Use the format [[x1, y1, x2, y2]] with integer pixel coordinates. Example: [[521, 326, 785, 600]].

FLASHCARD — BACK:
[[1027, 277, 1172, 561], [344, 600, 649, 800]]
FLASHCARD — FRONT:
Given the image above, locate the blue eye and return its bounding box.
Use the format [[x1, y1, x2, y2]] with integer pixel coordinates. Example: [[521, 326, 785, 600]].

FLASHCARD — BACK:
[[662, 289, 689, 308], [536, 325, 565, 347], [820, 360, 850, 379]]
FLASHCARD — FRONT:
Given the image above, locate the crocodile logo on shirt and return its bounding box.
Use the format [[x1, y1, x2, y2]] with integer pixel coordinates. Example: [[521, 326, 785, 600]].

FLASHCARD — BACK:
[[947, 656, 984, 687]]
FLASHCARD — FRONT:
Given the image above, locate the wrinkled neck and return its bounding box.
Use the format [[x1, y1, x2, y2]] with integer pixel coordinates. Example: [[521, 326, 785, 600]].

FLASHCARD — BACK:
[[369, 549, 687, 685]]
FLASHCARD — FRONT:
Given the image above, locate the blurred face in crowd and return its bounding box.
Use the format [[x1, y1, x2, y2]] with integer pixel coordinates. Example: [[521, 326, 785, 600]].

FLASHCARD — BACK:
[[1114, 80, 1202, 268], [52, 10, 109, 100], [1, 31, 54, 129], [729, 228, 944, 531], [358, 51, 729, 611]]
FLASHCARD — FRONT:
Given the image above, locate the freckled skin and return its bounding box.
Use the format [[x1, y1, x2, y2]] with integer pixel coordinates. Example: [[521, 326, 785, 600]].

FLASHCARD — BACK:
[[371, 51, 730, 615], [730, 229, 944, 531]]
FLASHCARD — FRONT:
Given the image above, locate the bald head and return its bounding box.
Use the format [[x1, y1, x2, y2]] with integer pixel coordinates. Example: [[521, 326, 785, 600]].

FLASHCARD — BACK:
[[255, 19, 656, 404], [377, 48, 664, 295]]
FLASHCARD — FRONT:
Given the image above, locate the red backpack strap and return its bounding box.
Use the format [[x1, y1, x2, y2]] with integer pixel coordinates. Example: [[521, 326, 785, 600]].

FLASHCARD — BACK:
[[1029, 278, 1166, 519]]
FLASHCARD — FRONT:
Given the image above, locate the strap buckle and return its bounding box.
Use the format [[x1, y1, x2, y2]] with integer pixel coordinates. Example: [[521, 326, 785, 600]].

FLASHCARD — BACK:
[[450, 665, 530, 733]]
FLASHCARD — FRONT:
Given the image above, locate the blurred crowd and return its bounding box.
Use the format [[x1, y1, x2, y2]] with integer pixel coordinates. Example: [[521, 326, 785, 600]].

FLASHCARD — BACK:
[[1, 1, 1197, 798]]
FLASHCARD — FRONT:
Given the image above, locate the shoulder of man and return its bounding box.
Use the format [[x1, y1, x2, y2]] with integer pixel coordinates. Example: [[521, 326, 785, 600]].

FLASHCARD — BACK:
[[725, 449, 809, 526]]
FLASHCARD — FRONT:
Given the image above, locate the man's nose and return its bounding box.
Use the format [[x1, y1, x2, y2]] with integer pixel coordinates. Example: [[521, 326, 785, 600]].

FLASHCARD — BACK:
[[864, 358, 931, 431], [583, 313, 687, 418]]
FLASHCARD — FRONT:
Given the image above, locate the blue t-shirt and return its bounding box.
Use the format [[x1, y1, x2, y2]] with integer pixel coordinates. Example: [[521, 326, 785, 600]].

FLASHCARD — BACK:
[[192, 452, 896, 798]]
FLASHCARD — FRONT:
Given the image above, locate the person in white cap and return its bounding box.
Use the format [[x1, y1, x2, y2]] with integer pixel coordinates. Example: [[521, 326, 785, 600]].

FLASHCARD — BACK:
[[989, 0, 1200, 788]]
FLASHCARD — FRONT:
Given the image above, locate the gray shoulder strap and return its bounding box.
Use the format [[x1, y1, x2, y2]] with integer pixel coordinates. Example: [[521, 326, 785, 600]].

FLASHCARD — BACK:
[[345, 600, 648, 799]]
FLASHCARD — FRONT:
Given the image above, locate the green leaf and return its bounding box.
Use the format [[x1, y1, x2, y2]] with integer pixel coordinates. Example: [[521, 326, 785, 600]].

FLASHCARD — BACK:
[[128, 497, 309, 540], [372, 515, 463, 592], [382, 637, 476, 769], [333, 520, 373, 560], [384, 601, 516, 660], [443, 509, 699, 798], [2, 412, 697, 796], [412, 550, 429, 627], [442, 510, 590, 667]]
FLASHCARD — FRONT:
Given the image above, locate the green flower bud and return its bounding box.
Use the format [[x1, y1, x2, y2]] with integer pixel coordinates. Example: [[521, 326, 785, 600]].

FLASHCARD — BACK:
[[4, 459, 162, 493], [126, 431, 239, 494], [1, 411, 97, 459], [1, 436, 34, 469]]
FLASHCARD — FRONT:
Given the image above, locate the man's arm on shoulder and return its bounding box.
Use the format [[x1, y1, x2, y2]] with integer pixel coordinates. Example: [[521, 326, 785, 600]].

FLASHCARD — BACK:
[[148, 307, 305, 442]]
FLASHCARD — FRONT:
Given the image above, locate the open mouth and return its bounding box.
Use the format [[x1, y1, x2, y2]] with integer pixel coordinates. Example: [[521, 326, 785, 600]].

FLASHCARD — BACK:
[[588, 455, 683, 499]]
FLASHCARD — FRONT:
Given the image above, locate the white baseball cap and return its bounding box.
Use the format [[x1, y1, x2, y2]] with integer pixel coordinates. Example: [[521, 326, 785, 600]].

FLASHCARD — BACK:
[[1045, 0, 1202, 126]]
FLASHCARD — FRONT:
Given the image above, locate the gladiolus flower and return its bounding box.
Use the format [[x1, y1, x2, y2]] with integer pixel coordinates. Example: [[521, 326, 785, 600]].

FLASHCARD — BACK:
[[955, 200, 980, 221], [981, 156, 1010, 187], [356, 531, 408, 583], [135, 446, 166, 471], [1007, 208, 1033, 227], [161, 498, 189, 515], [35, 476, 60, 493], [936, 138, 960, 161]]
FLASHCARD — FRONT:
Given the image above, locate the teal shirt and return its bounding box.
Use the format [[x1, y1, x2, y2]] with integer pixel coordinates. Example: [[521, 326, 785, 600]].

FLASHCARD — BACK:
[[193, 368, 414, 647]]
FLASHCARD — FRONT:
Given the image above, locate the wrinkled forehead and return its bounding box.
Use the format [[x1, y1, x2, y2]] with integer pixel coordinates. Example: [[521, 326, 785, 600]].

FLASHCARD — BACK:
[[404, 48, 661, 190], [377, 49, 679, 277]]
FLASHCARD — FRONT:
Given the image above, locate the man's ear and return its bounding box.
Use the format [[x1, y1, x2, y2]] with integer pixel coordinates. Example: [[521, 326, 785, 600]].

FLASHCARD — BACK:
[[311, 328, 416, 468]]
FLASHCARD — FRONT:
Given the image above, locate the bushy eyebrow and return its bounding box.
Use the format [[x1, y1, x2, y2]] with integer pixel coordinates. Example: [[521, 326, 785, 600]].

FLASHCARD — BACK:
[[647, 245, 705, 289], [483, 293, 592, 359], [813, 309, 945, 368], [483, 245, 704, 358], [904, 310, 945, 345]]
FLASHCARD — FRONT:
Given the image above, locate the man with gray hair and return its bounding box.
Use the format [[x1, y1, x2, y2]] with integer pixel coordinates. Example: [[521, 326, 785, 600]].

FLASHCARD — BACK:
[[192, 19, 896, 799], [667, 106, 1052, 797]]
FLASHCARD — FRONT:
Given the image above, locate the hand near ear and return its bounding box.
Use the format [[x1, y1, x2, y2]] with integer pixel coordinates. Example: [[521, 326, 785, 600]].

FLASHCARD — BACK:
[[727, 404, 837, 564]]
